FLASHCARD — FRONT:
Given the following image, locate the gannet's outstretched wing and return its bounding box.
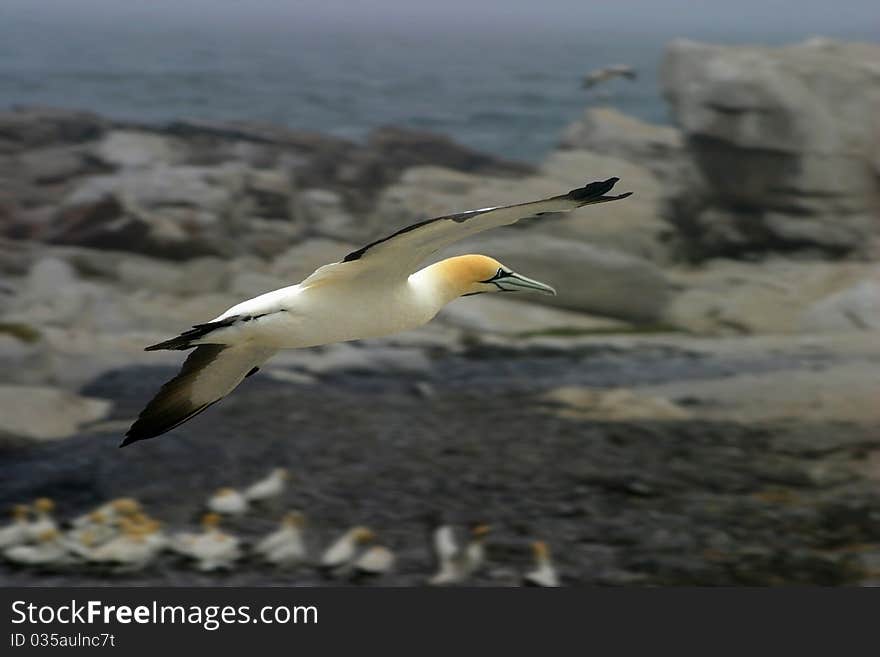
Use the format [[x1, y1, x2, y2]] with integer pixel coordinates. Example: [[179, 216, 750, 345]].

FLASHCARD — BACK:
[[300, 177, 631, 288], [121, 345, 275, 447]]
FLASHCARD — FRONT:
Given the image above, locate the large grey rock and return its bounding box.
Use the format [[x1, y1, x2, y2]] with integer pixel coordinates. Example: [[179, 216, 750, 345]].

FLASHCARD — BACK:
[[0, 107, 107, 154], [65, 164, 241, 213], [298, 188, 360, 241], [94, 130, 185, 169], [560, 107, 685, 179], [665, 259, 874, 334], [48, 164, 300, 260], [17, 144, 97, 184], [800, 272, 880, 332], [0, 385, 111, 441], [662, 38, 880, 258]]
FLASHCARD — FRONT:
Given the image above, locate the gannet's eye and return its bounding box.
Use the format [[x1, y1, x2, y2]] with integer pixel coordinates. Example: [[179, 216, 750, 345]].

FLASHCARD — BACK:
[[479, 268, 507, 283]]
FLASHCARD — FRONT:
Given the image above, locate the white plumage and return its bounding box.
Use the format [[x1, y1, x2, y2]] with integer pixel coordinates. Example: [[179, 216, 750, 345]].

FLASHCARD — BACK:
[[319, 526, 375, 570], [243, 468, 289, 503], [0, 505, 30, 550], [123, 178, 630, 445], [207, 488, 249, 516], [255, 511, 307, 568], [428, 524, 490, 586], [523, 541, 560, 587]]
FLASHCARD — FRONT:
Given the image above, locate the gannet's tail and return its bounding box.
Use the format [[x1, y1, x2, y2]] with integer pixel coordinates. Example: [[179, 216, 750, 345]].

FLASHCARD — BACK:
[[121, 344, 275, 447]]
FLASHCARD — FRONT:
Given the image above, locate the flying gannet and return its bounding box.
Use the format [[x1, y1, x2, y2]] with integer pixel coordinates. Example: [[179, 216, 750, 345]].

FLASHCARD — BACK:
[[123, 178, 631, 446], [581, 64, 637, 89]]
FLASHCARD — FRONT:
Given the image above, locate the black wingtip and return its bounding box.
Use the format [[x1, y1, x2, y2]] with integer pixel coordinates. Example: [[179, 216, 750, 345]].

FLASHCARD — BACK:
[[119, 434, 138, 448], [567, 177, 633, 205], [567, 177, 617, 200]]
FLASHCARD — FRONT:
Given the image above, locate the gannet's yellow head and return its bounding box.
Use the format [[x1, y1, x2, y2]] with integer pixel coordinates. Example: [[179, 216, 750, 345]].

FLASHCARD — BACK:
[[38, 528, 60, 543], [88, 510, 106, 524], [111, 498, 141, 515], [352, 526, 376, 544], [471, 523, 492, 540], [33, 497, 55, 514], [216, 487, 237, 497], [532, 540, 550, 560], [282, 511, 306, 528], [201, 512, 222, 529], [11, 504, 29, 521], [436, 255, 556, 298]]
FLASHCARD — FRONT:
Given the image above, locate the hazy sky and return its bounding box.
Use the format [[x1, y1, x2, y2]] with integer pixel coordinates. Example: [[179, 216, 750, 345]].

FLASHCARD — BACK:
[[2, 0, 878, 37]]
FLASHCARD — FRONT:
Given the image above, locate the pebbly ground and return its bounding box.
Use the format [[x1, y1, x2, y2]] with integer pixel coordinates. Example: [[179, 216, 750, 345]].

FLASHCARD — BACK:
[[1, 341, 880, 586]]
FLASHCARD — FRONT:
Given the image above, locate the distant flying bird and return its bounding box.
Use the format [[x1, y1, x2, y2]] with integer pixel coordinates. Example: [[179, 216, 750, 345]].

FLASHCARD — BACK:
[[581, 65, 637, 89], [122, 178, 631, 446]]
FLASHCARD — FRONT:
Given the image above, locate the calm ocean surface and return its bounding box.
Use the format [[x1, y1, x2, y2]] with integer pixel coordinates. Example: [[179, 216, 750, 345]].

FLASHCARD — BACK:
[[0, 13, 873, 161]]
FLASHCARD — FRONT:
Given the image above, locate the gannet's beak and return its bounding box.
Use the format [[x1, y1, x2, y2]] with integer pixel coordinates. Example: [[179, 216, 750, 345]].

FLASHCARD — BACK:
[[501, 271, 557, 296]]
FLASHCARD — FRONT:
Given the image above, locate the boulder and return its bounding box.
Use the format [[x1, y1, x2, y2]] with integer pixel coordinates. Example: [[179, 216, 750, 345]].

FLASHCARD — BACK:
[[543, 386, 691, 421], [559, 107, 685, 179], [800, 272, 880, 332], [17, 144, 98, 184], [0, 384, 111, 441], [64, 165, 241, 214], [46, 164, 302, 260], [665, 259, 874, 334], [93, 130, 185, 169], [0, 107, 107, 154], [662, 38, 880, 258], [298, 188, 360, 241]]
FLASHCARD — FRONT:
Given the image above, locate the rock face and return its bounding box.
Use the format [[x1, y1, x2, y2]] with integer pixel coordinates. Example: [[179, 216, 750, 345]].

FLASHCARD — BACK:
[[662, 38, 880, 259], [665, 259, 876, 335], [559, 107, 686, 181], [0, 384, 111, 441]]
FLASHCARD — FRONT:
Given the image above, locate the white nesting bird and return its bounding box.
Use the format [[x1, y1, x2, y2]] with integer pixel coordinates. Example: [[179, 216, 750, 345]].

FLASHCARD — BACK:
[[121, 178, 630, 445], [255, 511, 308, 568], [174, 513, 242, 571], [0, 505, 31, 549], [71, 498, 141, 530], [522, 540, 560, 587], [428, 523, 491, 586], [207, 487, 249, 516], [319, 526, 376, 570], [352, 545, 396, 577], [66, 510, 118, 548], [243, 468, 289, 503], [26, 498, 58, 541], [4, 528, 70, 566], [88, 520, 166, 571]]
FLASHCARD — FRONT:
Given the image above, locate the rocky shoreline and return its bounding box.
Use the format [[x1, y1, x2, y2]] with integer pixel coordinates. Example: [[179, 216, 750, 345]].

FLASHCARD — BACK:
[[1, 37, 879, 585]]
